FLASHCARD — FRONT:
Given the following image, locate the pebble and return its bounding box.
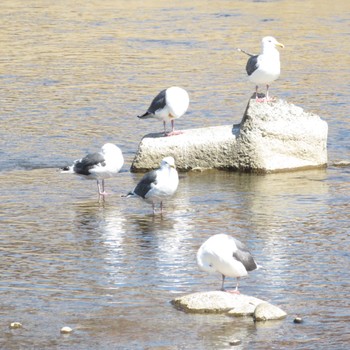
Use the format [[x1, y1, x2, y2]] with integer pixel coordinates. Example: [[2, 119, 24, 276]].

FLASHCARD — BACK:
[[60, 326, 73, 334], [293, 317, 303, 324], [10, 322, 23, 329], [229, 339, 242, 346]]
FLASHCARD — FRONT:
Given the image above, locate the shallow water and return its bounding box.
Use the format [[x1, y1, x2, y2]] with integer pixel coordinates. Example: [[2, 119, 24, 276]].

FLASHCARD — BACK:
[[0, 0, 349, 349]]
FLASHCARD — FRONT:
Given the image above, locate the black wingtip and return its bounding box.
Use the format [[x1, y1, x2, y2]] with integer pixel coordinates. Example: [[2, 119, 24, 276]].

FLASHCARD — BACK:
[[121, 192, 134, 198], [138, 112, 151, 119], [237, 48, 254, 57]]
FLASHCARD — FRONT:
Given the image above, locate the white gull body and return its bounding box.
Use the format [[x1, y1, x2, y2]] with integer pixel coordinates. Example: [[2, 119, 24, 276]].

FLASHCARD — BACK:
[[138, 86, 189, 136], [197, 233, 259, 293], [61, 143, 124, 196], [125, 156, 179, 214], [246, 36, 284, 101]]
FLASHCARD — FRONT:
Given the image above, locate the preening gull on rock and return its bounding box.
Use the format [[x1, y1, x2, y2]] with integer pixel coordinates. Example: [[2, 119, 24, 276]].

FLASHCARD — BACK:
[[197, 233, 260, 293], [61, 143, 124, 196], [138, 86, 189, 136], [239, 36, 284, 102], [124, 156, 179, 214]]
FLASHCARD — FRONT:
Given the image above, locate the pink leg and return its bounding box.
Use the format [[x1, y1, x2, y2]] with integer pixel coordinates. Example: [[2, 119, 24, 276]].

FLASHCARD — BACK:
[[220, 275, 226, 291], [255, 85, 268, 103], [266, 85, 270, 100], [255, 85, 259, 101], [264, 85, 276, 102], [166, 120, 183, 136], [97, 180, 108, 196], [224, 277, 241, 294]]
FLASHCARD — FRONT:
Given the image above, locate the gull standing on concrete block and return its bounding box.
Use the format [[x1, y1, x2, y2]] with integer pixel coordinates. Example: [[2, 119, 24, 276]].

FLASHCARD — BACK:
[[61, 143, 124, 197], [197, 233, 260, 293], [238, 36, 284, 102], [124, 156, 179, 214], [138, 86, 189, 136]]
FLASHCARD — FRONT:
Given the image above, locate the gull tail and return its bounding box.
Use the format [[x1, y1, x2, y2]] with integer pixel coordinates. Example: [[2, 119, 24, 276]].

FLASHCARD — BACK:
[[236, 48, 254, 57], [121, 191, 135, 198], [256, 264, 267, 271], [60, 165, 74, 174], [138, 111, 152, 119]]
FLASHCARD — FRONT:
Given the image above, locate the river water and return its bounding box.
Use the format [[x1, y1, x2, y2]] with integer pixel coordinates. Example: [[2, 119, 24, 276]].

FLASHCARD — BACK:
[[0, 0, 349, 349]]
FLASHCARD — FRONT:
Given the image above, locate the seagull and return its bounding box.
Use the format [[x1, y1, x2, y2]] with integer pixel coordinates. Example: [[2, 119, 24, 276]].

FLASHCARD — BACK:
[[239, 36, 284, 102], [124, 156, 179, 214], [197, 233, 260, 293], [61, 143, 124, 196], [138, 86, 189, 136]]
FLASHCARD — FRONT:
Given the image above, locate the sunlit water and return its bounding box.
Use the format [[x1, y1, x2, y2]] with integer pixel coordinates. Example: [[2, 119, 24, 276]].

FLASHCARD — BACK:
[[0, 1, 349, 349]]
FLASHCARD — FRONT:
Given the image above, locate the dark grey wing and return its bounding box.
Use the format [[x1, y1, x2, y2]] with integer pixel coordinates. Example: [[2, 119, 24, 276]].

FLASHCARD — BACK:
[[133, 170, 158, 198], [147, 89, 167, 114], [138, 89, 167, 118], [246, 55, 259, 76], [73, 152, 105, 176], [232, 238, 258, 272]]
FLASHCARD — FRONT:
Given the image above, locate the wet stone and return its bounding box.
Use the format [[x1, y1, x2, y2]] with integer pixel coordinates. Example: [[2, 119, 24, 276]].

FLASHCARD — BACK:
[[229, 339, 242, 346], [171, 291, 263, 314], [253, 302, 287, 322], [60, 326, 73, 334], [294, 317, 304, 324], [10, 322, 23, 329], [171, 291, 287, 320]]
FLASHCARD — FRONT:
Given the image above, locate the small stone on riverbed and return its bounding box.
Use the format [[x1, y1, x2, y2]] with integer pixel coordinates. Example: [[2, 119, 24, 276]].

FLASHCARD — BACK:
[[293, 317, 303, 324], [60, 326, 73, 334], [10, 322, 22, 329]]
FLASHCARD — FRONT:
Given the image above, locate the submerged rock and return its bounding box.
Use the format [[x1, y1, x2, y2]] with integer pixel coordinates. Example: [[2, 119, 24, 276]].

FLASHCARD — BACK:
[[171, 291, 286, 321], [131, 97, 328, 173]]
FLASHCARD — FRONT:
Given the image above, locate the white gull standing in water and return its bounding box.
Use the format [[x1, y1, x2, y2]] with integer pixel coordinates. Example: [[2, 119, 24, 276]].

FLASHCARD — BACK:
[[61, 143, 124, 197], [197, 233, 260, 293], [124, 156, 179, 214], [239, 36, 284, 102], [138, 86, 189, 136]]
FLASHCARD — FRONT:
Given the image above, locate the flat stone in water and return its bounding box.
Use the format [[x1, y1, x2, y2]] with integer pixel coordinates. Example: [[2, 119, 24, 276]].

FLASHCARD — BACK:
[[171, 291, 286, 320]]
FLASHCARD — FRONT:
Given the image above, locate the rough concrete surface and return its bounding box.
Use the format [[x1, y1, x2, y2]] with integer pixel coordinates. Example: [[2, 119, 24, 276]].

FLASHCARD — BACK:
[[131, 98, 328, 173]]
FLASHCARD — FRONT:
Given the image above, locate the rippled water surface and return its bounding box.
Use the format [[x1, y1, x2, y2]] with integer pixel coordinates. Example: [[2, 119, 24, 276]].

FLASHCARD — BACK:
[[0, 1, 349, 349]]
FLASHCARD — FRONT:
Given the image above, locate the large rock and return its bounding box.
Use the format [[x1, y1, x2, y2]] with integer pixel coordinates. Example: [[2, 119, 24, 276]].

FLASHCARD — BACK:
[[236, 98, 328, 172], [131, 98, 328, 173], [171, 291, 287, 321]]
